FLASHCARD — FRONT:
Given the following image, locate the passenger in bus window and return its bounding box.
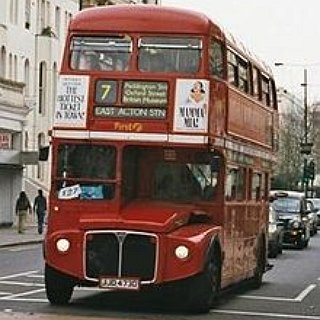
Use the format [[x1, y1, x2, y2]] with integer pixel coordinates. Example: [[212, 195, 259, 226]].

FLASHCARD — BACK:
[[99, 54, 126, 71], [78, 51, 101, 70], [114, 58, 125, 71], [99, 55, 114, 70]]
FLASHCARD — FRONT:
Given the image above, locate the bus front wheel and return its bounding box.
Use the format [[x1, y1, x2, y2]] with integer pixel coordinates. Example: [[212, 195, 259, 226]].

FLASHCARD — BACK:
[[184, 255, 221, 313], [45, 264, 74, 305]]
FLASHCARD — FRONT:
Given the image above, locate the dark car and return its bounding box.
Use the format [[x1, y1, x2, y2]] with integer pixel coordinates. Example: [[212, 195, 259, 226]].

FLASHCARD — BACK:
[[307, 198, 320, 226], [268, 204, 284, 258], [269, 191, 311, 249]]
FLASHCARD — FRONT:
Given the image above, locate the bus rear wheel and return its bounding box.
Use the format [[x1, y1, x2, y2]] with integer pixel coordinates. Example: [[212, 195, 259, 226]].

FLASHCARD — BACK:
[[45, 264, 74, 305], [252, 239, 266, 289]]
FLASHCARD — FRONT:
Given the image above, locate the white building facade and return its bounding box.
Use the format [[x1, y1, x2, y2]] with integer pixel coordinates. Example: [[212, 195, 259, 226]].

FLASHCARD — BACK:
[[0, 0, 78, 226], [0, 0, 161, 226]]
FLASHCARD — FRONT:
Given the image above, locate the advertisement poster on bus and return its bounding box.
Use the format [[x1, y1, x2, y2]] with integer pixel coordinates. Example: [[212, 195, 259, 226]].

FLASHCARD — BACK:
[[53, 75, 89, 128], [173, 79, 209, 133]]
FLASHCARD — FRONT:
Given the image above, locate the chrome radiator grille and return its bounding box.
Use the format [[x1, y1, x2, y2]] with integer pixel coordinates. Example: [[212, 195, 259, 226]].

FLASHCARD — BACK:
[[85, 231, 157, 283]]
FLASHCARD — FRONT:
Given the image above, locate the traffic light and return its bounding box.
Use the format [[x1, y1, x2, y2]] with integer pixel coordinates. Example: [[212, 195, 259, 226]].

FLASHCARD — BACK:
[[307, 160, 315, 180], [303, 159, 315, 182]]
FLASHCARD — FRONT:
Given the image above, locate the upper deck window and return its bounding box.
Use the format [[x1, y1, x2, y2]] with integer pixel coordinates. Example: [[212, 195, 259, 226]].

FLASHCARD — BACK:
[[261, 74, 271, 106], [227, 50, 249, 93], [138, 37, 202, 73], [252, 67, 260, 100], [209, 40, 224, 78], [70, 36, 132, 71]]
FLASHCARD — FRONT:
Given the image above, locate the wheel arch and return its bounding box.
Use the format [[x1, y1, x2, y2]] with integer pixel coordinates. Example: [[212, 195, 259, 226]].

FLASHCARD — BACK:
[[204, 235, 222, 271]]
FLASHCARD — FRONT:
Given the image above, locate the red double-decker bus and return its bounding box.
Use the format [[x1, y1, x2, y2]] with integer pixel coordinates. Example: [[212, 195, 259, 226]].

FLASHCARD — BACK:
[[44, 5, 278, 313]]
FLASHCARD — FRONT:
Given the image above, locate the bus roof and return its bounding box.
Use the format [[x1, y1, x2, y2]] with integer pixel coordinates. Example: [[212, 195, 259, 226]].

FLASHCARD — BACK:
[[70, 5, 219, 36], [70, 4, 272, 76]]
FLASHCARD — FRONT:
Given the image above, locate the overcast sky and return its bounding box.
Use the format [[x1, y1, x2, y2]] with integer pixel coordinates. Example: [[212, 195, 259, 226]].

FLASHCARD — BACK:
[[161, 0, 320, 102]]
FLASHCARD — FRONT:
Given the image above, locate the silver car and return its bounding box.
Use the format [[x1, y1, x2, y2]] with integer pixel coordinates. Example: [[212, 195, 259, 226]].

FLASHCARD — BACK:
[[268, 205, 284, 258], [307, 198, 320, 227]]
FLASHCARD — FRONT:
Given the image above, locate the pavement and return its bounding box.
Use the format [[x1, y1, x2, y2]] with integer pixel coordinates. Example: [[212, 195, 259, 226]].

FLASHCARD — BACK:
[[0, 215, 44, 248]]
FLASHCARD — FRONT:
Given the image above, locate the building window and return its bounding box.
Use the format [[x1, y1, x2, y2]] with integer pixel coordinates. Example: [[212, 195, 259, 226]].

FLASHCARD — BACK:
[[37, 133, 45, 180], [64, 11, 68, 33], [24, 131, 29, 150], [38, 61, 47, 114], [52, 62, 58, 122], [0, 47, 6, 78], [14, 55, 18, 81], [9, 53, 13, 80], [24, 59, 30, 96], [55, 6, 61, 38], [25, 0, 31, 29], [10, 0, 19, 24], [39, 0, 46, 32]]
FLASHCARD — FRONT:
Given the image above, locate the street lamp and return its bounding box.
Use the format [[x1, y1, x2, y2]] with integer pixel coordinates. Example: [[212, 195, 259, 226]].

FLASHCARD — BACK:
[[274, 63, 313, 196]]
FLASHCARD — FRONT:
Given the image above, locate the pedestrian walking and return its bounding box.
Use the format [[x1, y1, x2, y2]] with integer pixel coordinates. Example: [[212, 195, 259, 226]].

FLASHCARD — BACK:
[[15, 191, 32, 234], [33, 189, 47, 234]]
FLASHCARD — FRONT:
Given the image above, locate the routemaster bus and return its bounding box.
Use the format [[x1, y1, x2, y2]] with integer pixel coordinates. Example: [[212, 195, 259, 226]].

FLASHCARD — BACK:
[[44, 4, 278, 313]]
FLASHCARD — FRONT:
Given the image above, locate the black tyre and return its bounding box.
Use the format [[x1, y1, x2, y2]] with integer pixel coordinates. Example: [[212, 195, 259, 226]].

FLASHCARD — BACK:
[[278, 241, 283, 254], [296, 237, 305, 249], [268, 244, 278, 259], [252, 239, 265, 289], [45, 264, 74, 305], [171, 252, 221, 314], [186, 257, 221, 313]]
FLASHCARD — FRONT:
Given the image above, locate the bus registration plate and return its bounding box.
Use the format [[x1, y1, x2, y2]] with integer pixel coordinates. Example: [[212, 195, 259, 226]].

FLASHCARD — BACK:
[[99, 277, 140, 291]]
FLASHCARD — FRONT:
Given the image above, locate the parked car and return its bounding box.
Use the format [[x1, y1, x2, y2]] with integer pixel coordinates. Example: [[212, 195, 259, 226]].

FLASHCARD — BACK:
[[269, 190, 311, 249], [306, 200, 318, 235], [307, 198, 320, 226], [268, 204, 284, 258]]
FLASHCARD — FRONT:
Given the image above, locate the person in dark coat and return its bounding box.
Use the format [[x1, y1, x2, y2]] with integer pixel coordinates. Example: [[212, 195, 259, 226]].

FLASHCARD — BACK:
[[15, 191, 32, 234], [33, 189, 47, 234]]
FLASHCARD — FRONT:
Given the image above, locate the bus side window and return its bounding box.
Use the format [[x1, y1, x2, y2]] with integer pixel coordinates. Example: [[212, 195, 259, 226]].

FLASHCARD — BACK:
[[209, 39, 224, 78], [225, 167, 245, 201], [251, 172, 262, 201], [261, 75, 271, 106], [252, 66, 261, 100], [227, 50, 237, 86]]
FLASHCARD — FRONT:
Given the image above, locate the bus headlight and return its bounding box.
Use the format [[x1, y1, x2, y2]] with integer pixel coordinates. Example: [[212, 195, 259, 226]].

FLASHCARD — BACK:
[[175, 245, 189, 259], [56, 238, 70, 253]]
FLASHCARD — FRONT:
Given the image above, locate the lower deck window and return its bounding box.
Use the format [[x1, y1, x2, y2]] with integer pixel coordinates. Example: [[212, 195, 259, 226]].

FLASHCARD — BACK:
[[55, 144, 116, 200], [122, 146, 221, 203]]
